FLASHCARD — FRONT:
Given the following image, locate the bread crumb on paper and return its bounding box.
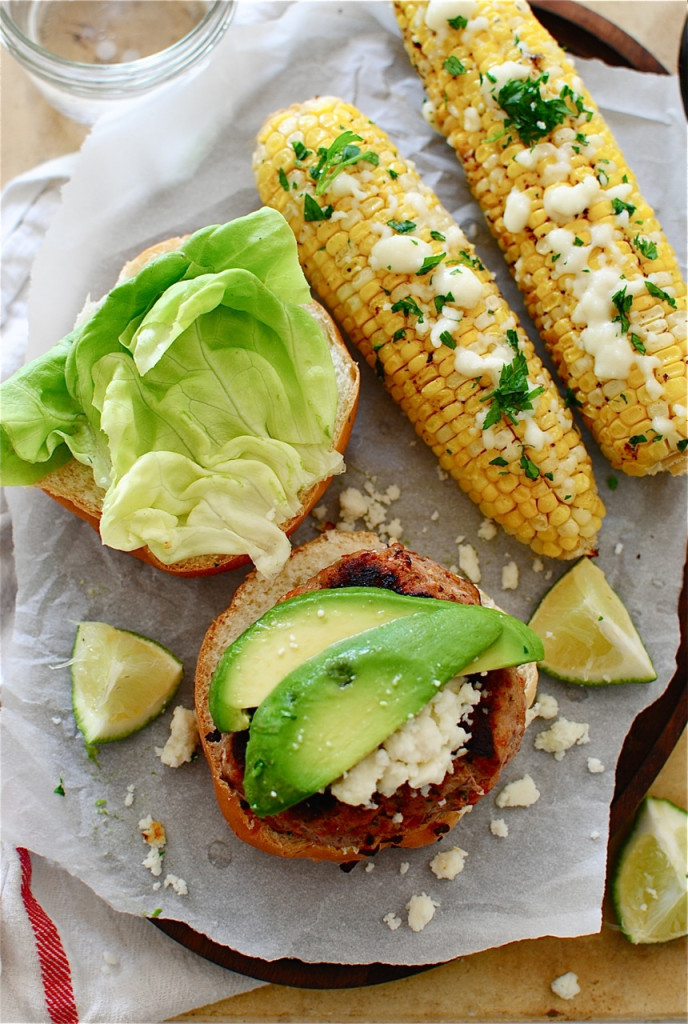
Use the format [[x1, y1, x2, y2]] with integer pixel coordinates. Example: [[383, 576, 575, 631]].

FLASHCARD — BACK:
[[156, 706, 199, 768], [406, 892, 440, 932], [429, 846, 468, 880], [551, 971, 581, 1000], [495, 774, 540, 808]]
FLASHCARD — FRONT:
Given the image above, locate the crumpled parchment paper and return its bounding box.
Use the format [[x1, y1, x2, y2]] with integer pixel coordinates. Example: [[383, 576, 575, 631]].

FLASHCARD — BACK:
[[2, 0, 686, 968]]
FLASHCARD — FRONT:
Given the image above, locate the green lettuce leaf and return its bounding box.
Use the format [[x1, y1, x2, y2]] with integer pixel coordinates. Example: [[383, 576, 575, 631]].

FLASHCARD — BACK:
[[0, 208, 343, 575]]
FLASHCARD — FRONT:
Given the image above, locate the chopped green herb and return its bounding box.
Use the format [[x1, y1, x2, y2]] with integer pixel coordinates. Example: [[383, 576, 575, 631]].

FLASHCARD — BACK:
[[646, 280, 677, 308], [633, 235, 658, 260], [448, 14, 468, 28], [278, 167, 290, 192], [439, 330, 457, 349], [310, 131, 379, 195], [573, 236, 585, 247], [291, 140, 311, 161], [393, 328, 406, 342], [457, 249, 484, 270], [520, 450, 540, 480], [388, 168, 399, 180], [430, 230, 446, 242], [444, 55, 467, 76], [489, 456, 509, 467], [677, 438, 688, 453], [417, 252, 446, 276], [481, 351, 545, 429], [391, 295, 424, 322], [564, 387, 582, 409], [629, 434, 647, 447], [611, 285, 633, 334], [54, 778, 65, 796], [387, 219, 417, 234], [495, 74, 580, 146], [607, 474, 619, 491], [630, 333, 646, 355], [434, 292, 455, 313], [506, 328, 520, 350], [611, 197, 636, 218], [303, 193, 333, 221]]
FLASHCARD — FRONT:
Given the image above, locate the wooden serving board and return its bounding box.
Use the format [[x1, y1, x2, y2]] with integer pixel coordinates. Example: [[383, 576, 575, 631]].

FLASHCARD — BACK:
[[154, 1, 687, 989]]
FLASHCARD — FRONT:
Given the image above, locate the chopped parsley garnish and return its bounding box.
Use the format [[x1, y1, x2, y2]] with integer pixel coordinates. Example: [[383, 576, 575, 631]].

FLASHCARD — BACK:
[[291, 140, 311, 162], [489, 456, 509, 467], [434, 292, 455, 313], [495, 74, 587, 147], [520, 449, 540, 480], [607, 474, 619, 491], [448, 14, 468, 28], [678, 438, 688, 453], [506, 328, 520, 351], [633, 235, 658, 260], [629, 434, 647, 447], [54, 777, 66, 796], [646, 280, 677, 308], [611, 285, 633, 334], [443, 55, 467, 76], [430, 230, 446, 242], [278, 167, 290, 192], [457, 249, 484, 270], [630, 333, 646, 355], [391, 295, 424, 322], [481, 351, 545, 429], [439, 330, 457, 349], [393, 328, 406, 342], [573, 236, 585, 246], [303, 192, 333, 221], [611, 197, 636, 218], [310, 131, 379, 195], [388, 168, 399, 180], [565, 387, 583, 409], [387, 219, 417, 234], [417, 252, 446, 276]]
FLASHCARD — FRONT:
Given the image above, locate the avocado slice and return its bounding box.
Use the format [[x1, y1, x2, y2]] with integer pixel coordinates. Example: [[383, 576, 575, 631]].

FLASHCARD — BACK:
[[243, 603, 543, 817], [211, 586, 485, 733]]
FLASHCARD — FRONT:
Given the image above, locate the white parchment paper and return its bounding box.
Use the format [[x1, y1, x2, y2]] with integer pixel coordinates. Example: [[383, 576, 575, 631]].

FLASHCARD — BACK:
[[2, 1, 687, 968]]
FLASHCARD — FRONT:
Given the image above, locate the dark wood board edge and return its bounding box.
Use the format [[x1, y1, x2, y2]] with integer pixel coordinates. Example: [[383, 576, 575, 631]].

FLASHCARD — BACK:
[[151, 2, 686, 990]]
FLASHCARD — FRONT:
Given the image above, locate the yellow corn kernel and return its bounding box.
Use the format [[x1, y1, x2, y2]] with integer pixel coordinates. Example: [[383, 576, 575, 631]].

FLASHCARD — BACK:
[[394, 0, 687, 477], [253, 95, 605, 558]]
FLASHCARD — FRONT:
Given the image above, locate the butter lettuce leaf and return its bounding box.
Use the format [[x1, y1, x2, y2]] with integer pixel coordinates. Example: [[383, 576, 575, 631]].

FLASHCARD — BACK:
[[0, 209, 343, 575]]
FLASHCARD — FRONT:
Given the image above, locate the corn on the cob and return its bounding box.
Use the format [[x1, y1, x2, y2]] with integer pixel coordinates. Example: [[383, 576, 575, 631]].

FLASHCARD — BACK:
[[253, 96, 605, 559], [394, 0, 687, 477]]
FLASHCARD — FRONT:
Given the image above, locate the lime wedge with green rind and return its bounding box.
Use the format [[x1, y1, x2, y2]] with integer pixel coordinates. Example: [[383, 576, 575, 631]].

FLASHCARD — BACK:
[[71, 621, 183, 744]]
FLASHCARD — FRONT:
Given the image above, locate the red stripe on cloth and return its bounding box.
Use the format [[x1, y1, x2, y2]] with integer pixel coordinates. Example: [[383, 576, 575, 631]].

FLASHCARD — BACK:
[[18, 847, 79, 1024]]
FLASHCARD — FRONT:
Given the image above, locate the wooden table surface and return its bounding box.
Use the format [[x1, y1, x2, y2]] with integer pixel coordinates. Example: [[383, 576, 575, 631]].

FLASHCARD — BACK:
[[2, 2, 686, 1020]]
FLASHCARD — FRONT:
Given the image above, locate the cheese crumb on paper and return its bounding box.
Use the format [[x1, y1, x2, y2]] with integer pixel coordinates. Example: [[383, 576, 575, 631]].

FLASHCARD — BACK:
[[429, 846, 468, 880], [406, 893, 440, 932], [495, 774, 540, 808], [156, 706, 199, 768], [139, 816, 166, 877], [535, 718, 590, 760], [490, 818, 509, 838]]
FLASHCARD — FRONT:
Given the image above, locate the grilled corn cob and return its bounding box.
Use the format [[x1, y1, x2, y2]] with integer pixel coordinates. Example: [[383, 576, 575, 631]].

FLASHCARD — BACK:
[[253, 96, 605, 559], [394, 0, 687, 477]]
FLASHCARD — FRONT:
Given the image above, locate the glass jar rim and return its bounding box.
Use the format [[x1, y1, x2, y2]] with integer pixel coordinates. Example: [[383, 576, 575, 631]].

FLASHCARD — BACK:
[[0, 0, 235, 94]]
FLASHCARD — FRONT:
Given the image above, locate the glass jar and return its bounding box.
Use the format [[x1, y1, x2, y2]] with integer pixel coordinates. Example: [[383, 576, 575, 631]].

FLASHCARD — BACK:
[[0, 0, 236, 123]]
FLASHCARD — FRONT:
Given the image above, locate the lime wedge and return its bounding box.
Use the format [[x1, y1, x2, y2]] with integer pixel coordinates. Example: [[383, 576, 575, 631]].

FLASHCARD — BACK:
[[612, 796, 688, 944], [527, 558, 655, 685], [71, 621, 183, 744]]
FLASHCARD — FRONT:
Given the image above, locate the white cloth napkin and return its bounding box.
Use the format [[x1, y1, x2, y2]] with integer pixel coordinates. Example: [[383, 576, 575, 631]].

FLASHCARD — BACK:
[[1, 161, 264, 1024]]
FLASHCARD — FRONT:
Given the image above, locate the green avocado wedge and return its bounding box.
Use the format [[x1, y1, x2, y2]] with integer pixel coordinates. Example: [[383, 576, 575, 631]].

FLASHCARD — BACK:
[[242, 601, 543, 817], [209, 587, 541, 733]]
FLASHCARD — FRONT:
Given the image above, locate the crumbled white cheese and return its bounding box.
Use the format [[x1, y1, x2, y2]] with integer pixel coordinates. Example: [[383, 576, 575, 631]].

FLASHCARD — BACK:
[[399, 861, 410, 876], [587, 757, 605, 774], [535, 717, 590, 760], [406, 892, 440, 932], [337, 482, 402, 540], [490, 818, 509, 838], [477, 518, 497, 541], [124, 783, 136, 807], [139, 816, 166, 877], [429, 846, 468, 880], [164, 873, 188, 896], [330, 678, 481, 806], [495, 774, 541, 808], [156, 706, 199, 768], [501, 560, 519, 590], [551, 971, 581, 1000], [383, 911, 402, 931], [364, 862, 375, 873], [458, 542, 481, 583], [525, 692, 559, 727]]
